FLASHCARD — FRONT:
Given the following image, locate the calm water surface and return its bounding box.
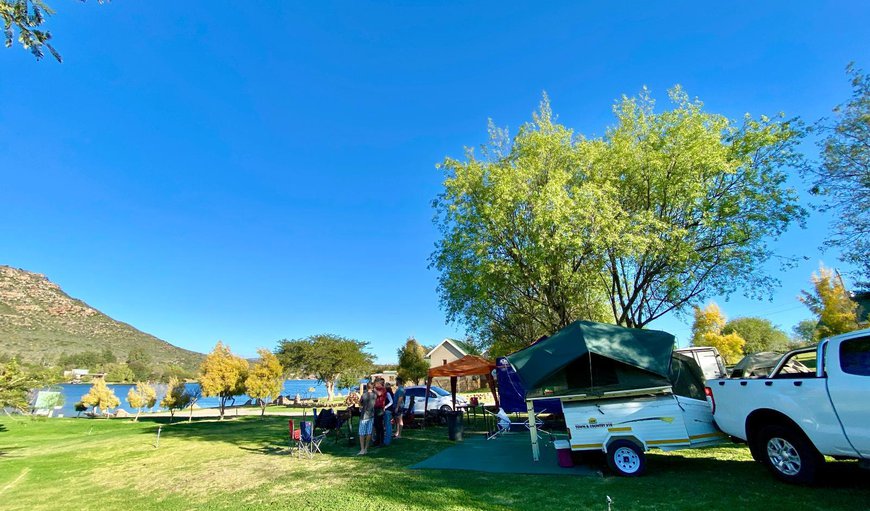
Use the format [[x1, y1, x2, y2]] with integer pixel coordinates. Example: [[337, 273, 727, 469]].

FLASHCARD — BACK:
[[49, 380, 351, 417]]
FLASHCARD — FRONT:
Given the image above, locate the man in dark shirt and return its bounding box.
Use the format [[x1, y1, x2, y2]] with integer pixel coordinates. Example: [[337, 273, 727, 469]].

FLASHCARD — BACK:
[[357, 383, 375, 455]]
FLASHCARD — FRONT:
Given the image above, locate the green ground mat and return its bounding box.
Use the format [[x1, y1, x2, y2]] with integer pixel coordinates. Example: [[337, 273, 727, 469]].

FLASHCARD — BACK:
[[410, 434, 601, 476]]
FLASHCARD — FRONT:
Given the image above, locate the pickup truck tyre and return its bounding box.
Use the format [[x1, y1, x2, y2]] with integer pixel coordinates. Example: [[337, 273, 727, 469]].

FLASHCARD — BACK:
[[758, 425, 823, 484], [606, 439, 646, 477]]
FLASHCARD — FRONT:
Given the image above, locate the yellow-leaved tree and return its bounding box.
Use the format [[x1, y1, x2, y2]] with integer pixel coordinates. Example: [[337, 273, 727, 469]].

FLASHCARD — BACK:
[[199, 342, 249, 420], [126, 381, 157, 422], [691, 302, 745, 364], [245, 349, 285, 417], [81, 377, 120, 418], [160, 376, 189, 423], [799, 264, 860, 340]]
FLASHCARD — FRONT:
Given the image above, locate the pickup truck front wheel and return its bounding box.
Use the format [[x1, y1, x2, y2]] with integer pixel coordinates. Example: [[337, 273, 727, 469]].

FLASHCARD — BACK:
[[758, 425, 823, 484]]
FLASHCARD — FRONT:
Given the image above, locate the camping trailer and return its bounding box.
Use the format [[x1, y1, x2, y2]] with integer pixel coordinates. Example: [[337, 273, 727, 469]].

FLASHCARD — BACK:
[[507, 321, 726, 476]]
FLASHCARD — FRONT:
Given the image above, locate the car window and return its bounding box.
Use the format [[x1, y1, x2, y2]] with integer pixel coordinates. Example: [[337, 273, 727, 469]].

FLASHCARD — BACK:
[[405, 388, 421, 398], [431, 387, 450, 397], [840, 336, 870, 376]]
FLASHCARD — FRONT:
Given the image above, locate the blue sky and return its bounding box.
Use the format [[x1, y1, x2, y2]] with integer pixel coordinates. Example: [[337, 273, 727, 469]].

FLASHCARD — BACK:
[[1, 1, 868, 362]]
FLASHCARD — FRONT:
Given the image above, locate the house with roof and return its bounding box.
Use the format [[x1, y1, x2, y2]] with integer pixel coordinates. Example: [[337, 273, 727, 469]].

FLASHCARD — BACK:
[[425, 339, 485, 392], [425, 338, 479, 368]]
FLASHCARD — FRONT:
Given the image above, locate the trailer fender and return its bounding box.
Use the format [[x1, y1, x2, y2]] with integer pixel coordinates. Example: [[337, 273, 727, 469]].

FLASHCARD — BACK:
[[603, 435, 646, 453]]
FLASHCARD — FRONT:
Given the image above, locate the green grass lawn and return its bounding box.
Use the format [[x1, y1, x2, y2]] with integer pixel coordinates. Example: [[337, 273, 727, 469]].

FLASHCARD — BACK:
[[0, 416, 866, 511]]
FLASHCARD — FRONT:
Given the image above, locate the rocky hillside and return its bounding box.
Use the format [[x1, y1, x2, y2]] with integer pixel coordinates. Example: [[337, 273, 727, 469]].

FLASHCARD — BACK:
[[0, 266, 203, 369]]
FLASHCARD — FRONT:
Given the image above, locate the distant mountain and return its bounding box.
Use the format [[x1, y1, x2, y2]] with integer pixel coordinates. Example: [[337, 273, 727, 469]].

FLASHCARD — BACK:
[[0, 266, 203, 369]]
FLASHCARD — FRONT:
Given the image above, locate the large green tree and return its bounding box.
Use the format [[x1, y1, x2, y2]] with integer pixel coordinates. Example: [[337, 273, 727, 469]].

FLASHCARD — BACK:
[[431, 97, 615, 352], [808, 64, 870, 287], [396, 338, 429, 384], [275, 334, 372, 402], [722, 317, 791, 354], [433, 89, 806, 350]]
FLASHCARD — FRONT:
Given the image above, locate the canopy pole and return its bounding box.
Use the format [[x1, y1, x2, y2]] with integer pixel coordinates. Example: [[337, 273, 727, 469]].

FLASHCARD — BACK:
[[527, 399, 540, 462], [424, 376, 433, 425], [450, 376, 457, 410], [485, 372, 499, 409]]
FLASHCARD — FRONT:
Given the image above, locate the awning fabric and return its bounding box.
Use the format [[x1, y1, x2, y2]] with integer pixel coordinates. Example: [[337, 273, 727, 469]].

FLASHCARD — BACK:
[[425, 355, 499, 414], [427, 355, 496, 378], [506, 320, 676, 397]]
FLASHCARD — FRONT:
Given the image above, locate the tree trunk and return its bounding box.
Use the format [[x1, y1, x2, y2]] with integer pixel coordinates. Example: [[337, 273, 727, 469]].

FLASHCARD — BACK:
[[326, 381, 335, 403], [219, 395, 226, 420], [261, 402, 266, 417], [135, 408, 141, 422], [188, 399, 196, 423], [169, 410, 174, 424]]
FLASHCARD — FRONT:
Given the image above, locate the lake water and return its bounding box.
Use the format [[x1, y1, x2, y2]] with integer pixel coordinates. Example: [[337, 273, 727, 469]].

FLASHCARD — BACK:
[[47, 380, 353, 418]]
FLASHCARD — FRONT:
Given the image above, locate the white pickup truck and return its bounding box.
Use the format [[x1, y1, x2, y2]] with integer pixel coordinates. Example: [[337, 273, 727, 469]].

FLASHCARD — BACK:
[[706, 328, 870, 484]]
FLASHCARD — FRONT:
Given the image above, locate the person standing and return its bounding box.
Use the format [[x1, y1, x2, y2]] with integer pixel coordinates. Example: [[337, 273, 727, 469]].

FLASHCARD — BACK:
[[372, 378, 386, 446], [357, 383, 375, 455], [393, 377, 406, 439], [383, 383, 395, 446]]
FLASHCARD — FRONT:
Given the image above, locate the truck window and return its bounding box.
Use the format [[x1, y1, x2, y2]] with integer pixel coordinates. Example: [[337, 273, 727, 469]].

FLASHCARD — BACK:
[[840, 336, 870, 376], [772, 349, 817, 378]]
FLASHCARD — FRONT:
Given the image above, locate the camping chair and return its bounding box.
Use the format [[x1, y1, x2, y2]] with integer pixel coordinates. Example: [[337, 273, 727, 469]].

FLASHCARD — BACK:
[[485, 408, 551, 445], [297, 421, 326, 458], [313, 407, 348, 444]]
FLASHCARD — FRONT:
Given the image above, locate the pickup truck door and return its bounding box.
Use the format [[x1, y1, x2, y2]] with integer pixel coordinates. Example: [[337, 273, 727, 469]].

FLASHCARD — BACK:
[[826, 335, 870, 458]]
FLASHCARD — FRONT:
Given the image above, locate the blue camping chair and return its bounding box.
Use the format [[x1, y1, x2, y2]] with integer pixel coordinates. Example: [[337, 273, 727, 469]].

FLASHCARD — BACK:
[[297, 421, 325, 458]]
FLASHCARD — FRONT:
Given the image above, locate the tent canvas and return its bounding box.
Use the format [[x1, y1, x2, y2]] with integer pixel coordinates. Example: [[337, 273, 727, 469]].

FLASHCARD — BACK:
[[495, 356, 561, 413], [506, 320, 676, 398]]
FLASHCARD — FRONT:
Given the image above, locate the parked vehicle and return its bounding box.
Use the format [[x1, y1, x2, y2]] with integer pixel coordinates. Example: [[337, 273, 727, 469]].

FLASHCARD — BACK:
[[675, 346, 728, 380], [507, 320, 725, 476], [403, 385, 468, 415], [706, 328, 870, 484], [558, 386, 724, 476]]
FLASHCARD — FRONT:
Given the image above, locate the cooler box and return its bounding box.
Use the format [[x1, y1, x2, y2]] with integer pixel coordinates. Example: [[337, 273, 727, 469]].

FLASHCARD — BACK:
[[554, 440, 574, 468]]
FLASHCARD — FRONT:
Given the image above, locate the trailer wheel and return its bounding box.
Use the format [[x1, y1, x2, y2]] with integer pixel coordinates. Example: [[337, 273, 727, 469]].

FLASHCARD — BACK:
[[758, 425, 823, 484], [606, 439, 646, 477]]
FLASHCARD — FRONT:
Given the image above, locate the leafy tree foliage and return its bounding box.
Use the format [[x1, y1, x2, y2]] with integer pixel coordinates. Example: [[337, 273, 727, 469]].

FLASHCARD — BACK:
[[245, 349, 284, 417], [808, 64, 870, 287], [80, 377, 120, 417], [126, 348, 153, 381], [433, 90, 806, 350], [1, 0, 60, 60], [160, 376, 189, 422], [397, 338, 429, 384], [105, 363, 135, 383], [791, 319, 818, 346], [2, 0, 105, 62], [799, 264, 861, 340], [126, 382, 156, 422], [722, 317, 790, 354], [691, 302, 745, 364], [276, 334, 373, 402], [0, 359, 41, 412], [57, 348, 116, 370], [199, 342, 249, 420]]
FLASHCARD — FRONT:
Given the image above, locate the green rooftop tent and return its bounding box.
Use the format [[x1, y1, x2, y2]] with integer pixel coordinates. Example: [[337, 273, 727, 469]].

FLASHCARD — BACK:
[[506, 320, 678, 398]]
